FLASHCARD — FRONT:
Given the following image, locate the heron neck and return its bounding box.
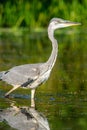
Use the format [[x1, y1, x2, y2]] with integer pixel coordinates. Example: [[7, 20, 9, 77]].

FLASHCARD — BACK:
[[46, 27, 58, 70]]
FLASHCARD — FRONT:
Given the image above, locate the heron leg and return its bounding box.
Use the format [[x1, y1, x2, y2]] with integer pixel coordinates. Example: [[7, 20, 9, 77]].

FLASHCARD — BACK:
[[31, 89, 35, 108], [5, 85, 20, 97]]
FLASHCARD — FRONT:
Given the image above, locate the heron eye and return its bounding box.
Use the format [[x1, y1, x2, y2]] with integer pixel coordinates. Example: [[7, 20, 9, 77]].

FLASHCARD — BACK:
[[55, 21, 58, 24]]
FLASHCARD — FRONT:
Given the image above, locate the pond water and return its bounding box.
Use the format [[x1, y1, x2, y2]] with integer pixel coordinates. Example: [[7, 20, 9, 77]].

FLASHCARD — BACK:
[[0, 27, 87, 130]]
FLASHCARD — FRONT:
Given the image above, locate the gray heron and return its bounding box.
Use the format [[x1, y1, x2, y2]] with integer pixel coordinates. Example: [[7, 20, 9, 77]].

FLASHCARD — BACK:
[[0, 18, 80, 107]]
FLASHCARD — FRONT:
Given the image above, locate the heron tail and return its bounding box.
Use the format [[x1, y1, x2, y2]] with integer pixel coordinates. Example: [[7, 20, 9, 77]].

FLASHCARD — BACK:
[[0, 71, 6, 80]]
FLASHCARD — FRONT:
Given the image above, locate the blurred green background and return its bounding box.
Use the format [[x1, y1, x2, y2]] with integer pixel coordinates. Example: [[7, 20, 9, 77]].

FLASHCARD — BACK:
[[0, 0, 87, 29]]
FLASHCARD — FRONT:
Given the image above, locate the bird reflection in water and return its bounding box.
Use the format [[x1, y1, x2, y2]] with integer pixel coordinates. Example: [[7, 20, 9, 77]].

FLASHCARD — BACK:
[[0, 99, 50, 130]]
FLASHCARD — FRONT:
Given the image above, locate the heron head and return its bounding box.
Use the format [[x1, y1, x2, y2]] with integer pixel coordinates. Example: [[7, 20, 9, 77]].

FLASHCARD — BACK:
[[49, 18, 81, 30]]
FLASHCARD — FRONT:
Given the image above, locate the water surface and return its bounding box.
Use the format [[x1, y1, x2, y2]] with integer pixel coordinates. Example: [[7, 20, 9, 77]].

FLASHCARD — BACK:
[[0, 27, 87, 130]]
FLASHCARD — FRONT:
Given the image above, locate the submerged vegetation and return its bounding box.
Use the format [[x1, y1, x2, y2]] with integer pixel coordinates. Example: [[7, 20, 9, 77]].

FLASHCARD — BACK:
[[0, 0, 87, 29]]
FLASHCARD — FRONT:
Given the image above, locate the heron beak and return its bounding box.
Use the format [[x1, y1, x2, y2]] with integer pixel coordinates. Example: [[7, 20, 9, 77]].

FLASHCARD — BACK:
[[65, 20, 81, 27]]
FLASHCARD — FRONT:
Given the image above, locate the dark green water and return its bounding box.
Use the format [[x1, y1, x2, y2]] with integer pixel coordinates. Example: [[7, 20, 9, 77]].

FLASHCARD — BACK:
[[0, 27, 87, 130]]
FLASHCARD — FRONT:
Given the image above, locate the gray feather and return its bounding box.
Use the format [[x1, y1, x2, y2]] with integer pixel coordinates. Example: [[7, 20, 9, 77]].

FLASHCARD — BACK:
[[0, 71, 7, 80]]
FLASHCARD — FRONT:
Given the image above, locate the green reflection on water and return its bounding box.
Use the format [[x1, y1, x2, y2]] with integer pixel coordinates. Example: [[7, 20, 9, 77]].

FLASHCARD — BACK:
[[0, 28, 87, 130]]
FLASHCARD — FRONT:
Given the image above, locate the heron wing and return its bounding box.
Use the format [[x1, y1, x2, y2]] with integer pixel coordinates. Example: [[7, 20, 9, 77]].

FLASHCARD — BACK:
[[2, 64, 42, 86], [11, 64, 40, 78]]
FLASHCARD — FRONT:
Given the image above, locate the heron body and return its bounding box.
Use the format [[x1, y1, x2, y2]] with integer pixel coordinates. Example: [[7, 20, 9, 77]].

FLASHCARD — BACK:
[[0, 18, 80, 107]]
